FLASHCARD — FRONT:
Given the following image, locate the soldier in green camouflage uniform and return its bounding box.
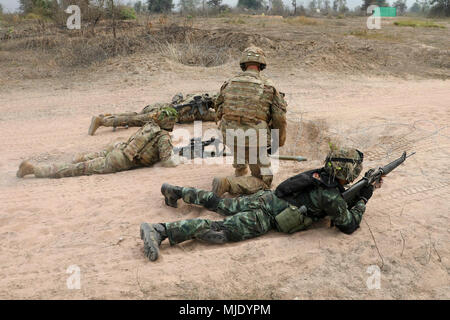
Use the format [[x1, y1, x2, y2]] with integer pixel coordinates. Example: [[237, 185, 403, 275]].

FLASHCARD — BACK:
[[212, 46, 287, 196], [16, 114, 180, 179], [140, 147, 378, 261], [88, 92, 217, 136]]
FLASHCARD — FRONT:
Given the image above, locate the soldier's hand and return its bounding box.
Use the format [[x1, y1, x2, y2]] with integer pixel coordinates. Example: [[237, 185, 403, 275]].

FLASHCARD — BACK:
[[360, 184, 374, 204], [373, 176, 384, 189]]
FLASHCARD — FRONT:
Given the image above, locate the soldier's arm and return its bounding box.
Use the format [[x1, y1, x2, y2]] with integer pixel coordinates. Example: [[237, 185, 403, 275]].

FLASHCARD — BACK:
[[214, 81, 228, 121], [270, 88, 287, 147], [157, 133, 179, 167], [319, 188, 366, 235]]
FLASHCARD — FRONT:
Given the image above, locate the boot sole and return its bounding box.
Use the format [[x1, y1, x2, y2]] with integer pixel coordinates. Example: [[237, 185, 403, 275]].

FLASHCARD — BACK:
[[161, 183, 178, 208], [140, 223, 160, 261], [88, 117, 99, 136]]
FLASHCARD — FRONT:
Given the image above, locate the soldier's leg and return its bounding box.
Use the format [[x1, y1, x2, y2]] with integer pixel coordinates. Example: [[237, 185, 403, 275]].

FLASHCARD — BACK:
[[33, 148, 134, 178], [101, 113, 153, 128], [72, 143, 117, 163], [161, 183, 268, 216]]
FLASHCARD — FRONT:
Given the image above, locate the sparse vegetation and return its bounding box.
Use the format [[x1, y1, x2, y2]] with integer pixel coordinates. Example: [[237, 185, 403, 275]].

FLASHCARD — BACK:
[[284, 16, 320, 25], [393, 19, 446, 28]]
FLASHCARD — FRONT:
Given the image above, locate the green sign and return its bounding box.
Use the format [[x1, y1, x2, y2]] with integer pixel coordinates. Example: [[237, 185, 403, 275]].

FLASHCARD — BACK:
[[373, 6, 397, 17]]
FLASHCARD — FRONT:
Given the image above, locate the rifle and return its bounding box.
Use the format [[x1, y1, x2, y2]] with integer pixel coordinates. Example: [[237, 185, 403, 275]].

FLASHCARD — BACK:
[[342, 151, 415, 204], [172, 95, 213, 117], [173, 137, 222, 159]]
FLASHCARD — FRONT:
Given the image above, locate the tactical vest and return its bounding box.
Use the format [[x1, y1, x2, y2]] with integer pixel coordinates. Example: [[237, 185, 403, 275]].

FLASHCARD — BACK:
[[275, 169, 343, 210], [222, 71, 272, 124], [123, 120, 162, 164]]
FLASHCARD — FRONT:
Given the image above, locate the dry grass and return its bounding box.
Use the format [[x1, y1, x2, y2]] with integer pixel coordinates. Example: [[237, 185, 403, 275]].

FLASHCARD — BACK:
[[155, 37, 232, 67], [348, 29, 403, 42], [394, 20, 446, 29], [284, 16, 321, 26]]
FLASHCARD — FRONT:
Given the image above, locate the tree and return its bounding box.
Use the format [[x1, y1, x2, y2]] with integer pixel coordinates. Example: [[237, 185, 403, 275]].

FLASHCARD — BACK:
[[134, 1, 143, 13], [393, 0, 407, 14], [292, 0, 297, 14], [237, 0, 264, 10], [147, 0, 173, 12], [207, 0, 222, 9], [409, 1, 421, 12], [271, 0, 284, 14], [0, 3, 3, 14], [309, 0, 317, 12], [429, 0, 450, 16]]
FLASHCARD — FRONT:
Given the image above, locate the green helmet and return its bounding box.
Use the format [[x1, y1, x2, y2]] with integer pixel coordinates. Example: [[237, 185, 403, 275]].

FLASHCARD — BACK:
[[156, 106, 178, 131], [324, 147, 364, 182], [240, 46, 267, 71]]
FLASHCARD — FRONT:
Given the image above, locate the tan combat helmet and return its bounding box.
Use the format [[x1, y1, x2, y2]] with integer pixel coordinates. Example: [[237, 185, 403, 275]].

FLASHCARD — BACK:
[[323, 146, 364, 182], [156, 106, 178, 131], [240, 46, 267, 71]]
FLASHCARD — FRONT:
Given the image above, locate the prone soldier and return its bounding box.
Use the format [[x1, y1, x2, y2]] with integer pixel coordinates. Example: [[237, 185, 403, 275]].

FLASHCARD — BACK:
[[16, 110, 181, 179], [140, 147, 380, 261], [88, 92, 217, 136]]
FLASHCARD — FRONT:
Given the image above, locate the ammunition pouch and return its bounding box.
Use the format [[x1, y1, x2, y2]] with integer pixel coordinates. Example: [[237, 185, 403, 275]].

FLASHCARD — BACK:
[[275, 205, 312, 234], [123, 123, 161, 162]]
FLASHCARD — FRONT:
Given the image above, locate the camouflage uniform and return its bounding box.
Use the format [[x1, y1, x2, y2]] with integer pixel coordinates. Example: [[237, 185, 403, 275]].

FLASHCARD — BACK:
[[160, 179, 366, 246], [214, 47, 287, 195], [96, 92, 217, 131], [32, 120, 173, 179], [140, 147, 369, 261]]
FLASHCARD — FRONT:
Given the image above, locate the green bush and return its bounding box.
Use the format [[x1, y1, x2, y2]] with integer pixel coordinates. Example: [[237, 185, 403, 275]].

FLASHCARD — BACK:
[[119, 7, 137, 20]]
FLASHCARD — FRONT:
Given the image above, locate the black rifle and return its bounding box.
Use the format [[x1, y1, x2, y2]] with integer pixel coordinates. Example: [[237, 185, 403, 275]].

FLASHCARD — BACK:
[[342, 151, 415, 204], [172, 95, 213, 117], [173, 137, 223, 159]]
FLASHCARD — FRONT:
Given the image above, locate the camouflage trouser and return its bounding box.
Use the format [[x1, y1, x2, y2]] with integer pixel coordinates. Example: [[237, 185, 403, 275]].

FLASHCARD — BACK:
[[102, 112, 153, 128], [163, 188, 290, 245], [33, 142, 138, 178], [226, 144, 273, 195], [101, 108, 216, 128]]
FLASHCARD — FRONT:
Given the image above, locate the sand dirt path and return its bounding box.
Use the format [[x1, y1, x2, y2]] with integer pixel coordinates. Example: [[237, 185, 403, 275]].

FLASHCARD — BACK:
[[0, 71, 449, 299]]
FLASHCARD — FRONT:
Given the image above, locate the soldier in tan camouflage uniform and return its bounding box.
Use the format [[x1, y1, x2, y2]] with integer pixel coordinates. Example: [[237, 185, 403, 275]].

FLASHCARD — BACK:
[[212, 46, 287, 196], [16, 111, 181, 179], [88, 92, 217, 136]]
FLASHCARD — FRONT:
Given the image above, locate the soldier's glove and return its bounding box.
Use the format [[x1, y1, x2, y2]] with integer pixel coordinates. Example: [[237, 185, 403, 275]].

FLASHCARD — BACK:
[[359, 184, 374, 204]]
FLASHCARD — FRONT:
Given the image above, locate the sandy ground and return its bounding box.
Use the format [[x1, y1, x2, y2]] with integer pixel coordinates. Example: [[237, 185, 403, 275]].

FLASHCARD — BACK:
[[0, 65, 449, 299]]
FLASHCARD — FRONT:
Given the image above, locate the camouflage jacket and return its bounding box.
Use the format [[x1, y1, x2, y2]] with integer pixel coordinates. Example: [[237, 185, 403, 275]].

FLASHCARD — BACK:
[[276, 169, 366, 234]]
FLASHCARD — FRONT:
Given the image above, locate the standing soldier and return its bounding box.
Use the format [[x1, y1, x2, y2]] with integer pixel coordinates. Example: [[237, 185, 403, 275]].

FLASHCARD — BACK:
[[16, 111, 181, 179], [88, 92, 217, 136], [213, 46, 287, 196], [141, 147, 379, 261]]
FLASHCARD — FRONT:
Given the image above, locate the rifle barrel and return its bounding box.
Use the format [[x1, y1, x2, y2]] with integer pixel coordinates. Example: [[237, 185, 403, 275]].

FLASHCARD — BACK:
[[270, 155, 307, 162]]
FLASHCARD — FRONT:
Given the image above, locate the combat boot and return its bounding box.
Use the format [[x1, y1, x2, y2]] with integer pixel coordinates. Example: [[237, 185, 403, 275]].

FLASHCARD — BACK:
[[235, 167, 248, 177], [161, 183, 183, 208], [212, 177, 231, 197], [16, 160, 35, 178], [140, 223, 167, 261], [88, 116, 103, 136]]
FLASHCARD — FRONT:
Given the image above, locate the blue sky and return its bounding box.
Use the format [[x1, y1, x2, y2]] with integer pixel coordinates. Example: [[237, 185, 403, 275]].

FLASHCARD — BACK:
[[0, 0, 416, 13]]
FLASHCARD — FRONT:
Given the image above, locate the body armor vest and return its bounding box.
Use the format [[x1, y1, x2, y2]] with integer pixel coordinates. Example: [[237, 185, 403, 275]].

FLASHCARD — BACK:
[[222, 71, 271, 124], [123, 121, 161, 163]]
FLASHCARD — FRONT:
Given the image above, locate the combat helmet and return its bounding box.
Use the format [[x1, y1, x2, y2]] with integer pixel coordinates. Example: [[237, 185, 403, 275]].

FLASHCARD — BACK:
[[240, 46, 267, 71], [323, 146, 364, 182], [156, 106, 178, 131]]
